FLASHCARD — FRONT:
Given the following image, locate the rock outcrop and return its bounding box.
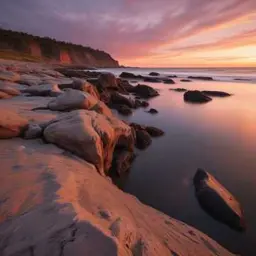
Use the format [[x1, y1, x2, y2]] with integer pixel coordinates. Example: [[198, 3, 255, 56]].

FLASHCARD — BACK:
[[43, 110, 134, 175], [194, 169, 246, 232]]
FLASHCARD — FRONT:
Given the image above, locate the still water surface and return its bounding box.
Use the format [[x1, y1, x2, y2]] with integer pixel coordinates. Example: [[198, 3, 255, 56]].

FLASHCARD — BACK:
[[99, 68, 256, 255]]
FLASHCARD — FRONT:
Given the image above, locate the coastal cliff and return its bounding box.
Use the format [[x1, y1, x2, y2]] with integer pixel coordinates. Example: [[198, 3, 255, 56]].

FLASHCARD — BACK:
[[0, 28, 119, 67]]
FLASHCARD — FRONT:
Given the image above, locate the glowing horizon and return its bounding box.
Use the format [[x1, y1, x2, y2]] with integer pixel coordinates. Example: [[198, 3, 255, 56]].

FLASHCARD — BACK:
[[0, 0, 255, 67]]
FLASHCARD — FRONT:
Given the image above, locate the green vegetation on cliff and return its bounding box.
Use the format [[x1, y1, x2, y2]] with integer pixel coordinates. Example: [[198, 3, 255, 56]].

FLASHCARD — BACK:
[[0, 28, 119, 67]]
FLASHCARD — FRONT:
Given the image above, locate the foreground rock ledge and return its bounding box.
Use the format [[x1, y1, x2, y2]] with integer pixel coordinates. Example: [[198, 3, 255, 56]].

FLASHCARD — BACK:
[[0, 139, 234, 256]]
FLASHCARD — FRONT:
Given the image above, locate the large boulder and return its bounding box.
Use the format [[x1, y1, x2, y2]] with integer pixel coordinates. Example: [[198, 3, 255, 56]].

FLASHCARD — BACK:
[[110, 92, 134, 108], [133, 84, 159, 98], [0, 70, 20, 82], [0, 110, 28, 139], [202, 91, 231, 97], [194, 169, 245, 232], [21, 83, 62, 97], [98, 73, 118, 90], [184, 90, 212, 103], [48, 89, 112, 118], [59, 79, 100, 99], [43, 110, 134, 175]]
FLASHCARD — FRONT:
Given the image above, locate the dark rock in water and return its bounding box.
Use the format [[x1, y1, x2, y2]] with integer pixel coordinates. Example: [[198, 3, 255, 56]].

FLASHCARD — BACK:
[[143, 77, 161, 83], [168, 75, 177, 78], [193, 169, 246, 232], [134, 100, 142, 109], [130, 123, 146, 131], [110, 150, 135, 176], [141, 101, 149, 108], [117, 79, 134, 93], [149, 72, 160, 76], [135, 130, 152, 150], [135, 96, 141, 100], [184, 90, 212, 103], [147, 108, 158, 114], [120, 72, 142, 79], [202, 91, 231, 97], [113, 105, 133, 116], [163, 79, 175, 84], [234, 78, 251, 81], [188, 76, 213, 81], [145, 126, 164, 137], [180, 79, 192, 82], [130, 80, 138, 84], [134, 84, 159, 98], [110, 92, 134, 108], [170, 88, 187, 92], [98, 73, 118, 90], [100, 90, 111, 104]]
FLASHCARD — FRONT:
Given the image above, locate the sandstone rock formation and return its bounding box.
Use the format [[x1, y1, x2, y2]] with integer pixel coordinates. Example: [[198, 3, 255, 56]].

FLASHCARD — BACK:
[[43, 110, 134, 175]]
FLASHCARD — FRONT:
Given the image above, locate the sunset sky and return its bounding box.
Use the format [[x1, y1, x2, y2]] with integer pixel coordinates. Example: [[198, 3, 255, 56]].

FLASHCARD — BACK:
[[0, 0, 255, 67]]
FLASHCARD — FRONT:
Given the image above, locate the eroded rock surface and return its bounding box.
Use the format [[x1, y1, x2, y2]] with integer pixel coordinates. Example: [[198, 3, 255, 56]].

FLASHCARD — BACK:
[[43, 110, 134, 175]]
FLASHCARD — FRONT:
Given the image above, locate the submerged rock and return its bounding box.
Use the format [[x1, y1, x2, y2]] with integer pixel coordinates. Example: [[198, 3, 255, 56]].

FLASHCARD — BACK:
[[0, 110, 28, 139], [194, 169, 246, 232], [188, 76, 213, 81], [170, 88, 187, 92], [184, 90, 212, 103], [133, 84, 159, 98], [202, 91, 231, 97], [180, 79, 192, 82], [147, 108, 158, 114]]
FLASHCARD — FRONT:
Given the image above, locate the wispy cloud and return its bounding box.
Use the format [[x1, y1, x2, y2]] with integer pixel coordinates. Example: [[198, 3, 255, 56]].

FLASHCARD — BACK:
[[0, 0, 255, 66]]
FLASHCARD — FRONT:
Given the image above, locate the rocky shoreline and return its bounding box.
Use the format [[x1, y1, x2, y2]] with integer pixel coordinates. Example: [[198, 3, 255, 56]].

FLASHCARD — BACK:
[[0, 59, 235, 255]]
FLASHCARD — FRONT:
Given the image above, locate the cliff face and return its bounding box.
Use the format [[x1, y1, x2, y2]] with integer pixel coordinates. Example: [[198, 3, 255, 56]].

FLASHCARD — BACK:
[[0, 28, 119, 67]]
